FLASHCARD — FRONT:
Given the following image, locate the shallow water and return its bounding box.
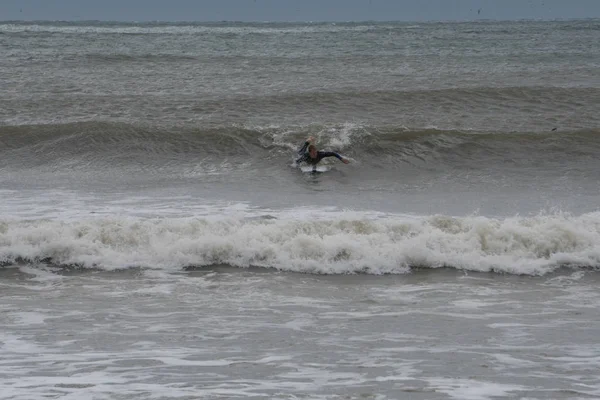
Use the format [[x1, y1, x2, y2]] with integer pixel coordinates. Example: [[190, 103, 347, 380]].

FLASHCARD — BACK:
[[1, 266, 599, 399]]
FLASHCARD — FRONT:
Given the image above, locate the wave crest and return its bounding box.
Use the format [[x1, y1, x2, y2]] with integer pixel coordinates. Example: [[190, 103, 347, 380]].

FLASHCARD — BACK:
[[2, 212, 600, 275], [2, 122, 599, 172]]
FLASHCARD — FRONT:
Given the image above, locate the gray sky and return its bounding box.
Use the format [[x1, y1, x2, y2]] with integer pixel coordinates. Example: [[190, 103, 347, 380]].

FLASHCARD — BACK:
[[2, 0, 600, 22]]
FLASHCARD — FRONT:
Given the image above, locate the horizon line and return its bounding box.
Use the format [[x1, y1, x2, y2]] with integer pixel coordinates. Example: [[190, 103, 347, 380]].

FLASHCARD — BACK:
[[2, 17, 598, 24]]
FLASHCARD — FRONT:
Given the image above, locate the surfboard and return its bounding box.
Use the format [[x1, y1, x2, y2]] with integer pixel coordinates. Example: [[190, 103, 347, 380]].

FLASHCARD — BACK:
[[300, 165, 330, 174]]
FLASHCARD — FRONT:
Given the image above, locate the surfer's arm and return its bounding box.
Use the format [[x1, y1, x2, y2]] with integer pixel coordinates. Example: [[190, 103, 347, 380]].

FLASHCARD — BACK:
[[297, 141, 309, 155], [295, 153, 308, 164], [296, 137, 315, 164], [320, 152, 350, 164], [297, 136, 315, 155]]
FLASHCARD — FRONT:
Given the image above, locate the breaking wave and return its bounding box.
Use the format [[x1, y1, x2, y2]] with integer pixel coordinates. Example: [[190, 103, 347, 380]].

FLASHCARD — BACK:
[[1, 122, 600, 173], [2, 212, 600, 275]]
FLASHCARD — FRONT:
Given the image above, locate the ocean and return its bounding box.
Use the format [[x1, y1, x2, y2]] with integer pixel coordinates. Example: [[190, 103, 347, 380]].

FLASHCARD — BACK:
[[1, 19, 600, 399]]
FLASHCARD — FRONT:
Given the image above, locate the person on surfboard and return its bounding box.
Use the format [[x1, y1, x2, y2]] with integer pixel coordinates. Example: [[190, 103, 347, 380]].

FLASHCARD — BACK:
[[295, 136, 350, 167]]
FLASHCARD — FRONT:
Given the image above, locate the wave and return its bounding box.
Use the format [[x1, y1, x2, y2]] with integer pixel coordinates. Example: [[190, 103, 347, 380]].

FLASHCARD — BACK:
[[1, 122, 600, 173], [255, 86, 600, 107], [84, 53, 198, 63], [3, 86, 598, 134], [0, 21, 389, 35], [2, 212, 600, 275]]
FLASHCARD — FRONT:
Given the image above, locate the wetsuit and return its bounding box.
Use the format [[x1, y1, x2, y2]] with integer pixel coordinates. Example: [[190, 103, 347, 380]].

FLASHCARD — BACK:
[[296, 141, 343, 166]]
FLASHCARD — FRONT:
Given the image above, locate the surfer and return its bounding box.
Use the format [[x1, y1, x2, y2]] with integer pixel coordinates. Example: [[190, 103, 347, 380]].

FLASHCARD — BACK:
[[295, 136, 350, 167]]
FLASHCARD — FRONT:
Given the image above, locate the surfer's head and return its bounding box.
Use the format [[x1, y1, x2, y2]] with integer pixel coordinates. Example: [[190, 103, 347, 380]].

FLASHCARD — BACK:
[[308, 144, 318, 158]]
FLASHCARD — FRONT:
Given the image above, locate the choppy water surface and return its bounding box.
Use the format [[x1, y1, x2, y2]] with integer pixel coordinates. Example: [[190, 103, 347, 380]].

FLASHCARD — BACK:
[[2, 267, 600, 399], [1, 19, 600, 399]]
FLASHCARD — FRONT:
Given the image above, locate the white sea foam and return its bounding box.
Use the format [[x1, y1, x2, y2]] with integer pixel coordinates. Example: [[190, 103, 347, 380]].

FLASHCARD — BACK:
[[1, 211, 600, 275], [427, 378, 525, 400], [7, 312, 48, 326], [322, 122, 369, 149]]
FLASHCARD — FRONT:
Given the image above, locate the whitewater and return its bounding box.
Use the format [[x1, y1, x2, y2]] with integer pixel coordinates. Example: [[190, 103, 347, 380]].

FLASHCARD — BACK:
[[2, 211, 600, 275]]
